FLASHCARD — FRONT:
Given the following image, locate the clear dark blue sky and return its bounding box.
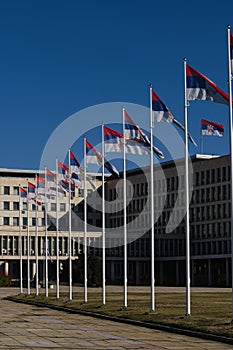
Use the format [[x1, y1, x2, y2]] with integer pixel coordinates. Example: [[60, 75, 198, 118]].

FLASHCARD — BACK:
[[1, 0, 233, 169]]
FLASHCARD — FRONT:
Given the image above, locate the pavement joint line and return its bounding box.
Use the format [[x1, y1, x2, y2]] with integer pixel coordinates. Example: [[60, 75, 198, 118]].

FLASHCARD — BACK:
[[5, 295, 233, 347]]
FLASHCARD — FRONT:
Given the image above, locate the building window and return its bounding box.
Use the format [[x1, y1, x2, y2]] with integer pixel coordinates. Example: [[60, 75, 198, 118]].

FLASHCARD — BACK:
[[4, 202, 10, 210], [32, 218, 37, 226], [50, 203, 56, 211], [4, 186, 10, 195], [23, 218, 28, 226], [41, 218, 45, 226], [23, 202, 28, 210], [13, 202, 19, 211], [32, 204, 37, 211], [4, 217, 9, 225], [13, 217, 19, 226], [60, 203, 66, 212], [13, 186, 19, 195]]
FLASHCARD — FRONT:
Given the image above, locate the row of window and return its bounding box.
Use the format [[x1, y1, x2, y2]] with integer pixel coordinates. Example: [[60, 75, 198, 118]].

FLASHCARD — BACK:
[[2, 201, 67, 212], [3, 217, 45, 227], [195, 166, 230, 186], [2, 186, 89, 198]]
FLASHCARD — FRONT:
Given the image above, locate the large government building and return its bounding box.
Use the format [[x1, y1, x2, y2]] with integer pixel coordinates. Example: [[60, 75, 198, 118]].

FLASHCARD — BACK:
[[0, 153, 232, 287]]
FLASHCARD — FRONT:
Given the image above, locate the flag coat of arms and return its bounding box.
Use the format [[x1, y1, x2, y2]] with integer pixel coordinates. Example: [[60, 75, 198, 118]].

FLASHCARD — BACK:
[[201, 119, 224, 137], [186, 64, 229, 105]]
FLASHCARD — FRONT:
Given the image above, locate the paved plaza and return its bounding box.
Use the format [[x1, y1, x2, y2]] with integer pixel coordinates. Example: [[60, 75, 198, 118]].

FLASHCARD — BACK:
[[0, 288, 232, 349]]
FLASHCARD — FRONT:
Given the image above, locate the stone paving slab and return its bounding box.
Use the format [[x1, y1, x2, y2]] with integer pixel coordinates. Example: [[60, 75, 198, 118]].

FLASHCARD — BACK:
[[1, 288, 233, 349]]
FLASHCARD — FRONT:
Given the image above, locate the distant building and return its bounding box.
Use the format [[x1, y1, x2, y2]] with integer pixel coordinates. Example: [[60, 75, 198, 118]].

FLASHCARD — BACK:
[[103, 154, 231, 287], [0, 168, 102, 281], [0, 154, 232, 287]]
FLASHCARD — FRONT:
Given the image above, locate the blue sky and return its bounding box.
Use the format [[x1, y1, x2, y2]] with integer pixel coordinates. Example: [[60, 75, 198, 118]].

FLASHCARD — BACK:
[[1, 0, 233, 170]]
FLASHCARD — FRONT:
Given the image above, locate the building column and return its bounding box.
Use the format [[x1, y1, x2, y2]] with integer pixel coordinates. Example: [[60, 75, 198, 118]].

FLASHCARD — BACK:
[[159, 262, 163, 285], [32, 261, 36, 280], [176, 260, 179, 286], [226, 258, 229, 287], [208, 259, 212, 286], [135, 261, 140, 285], [5, 261, 9, 276], [111, 260, 115, 284]]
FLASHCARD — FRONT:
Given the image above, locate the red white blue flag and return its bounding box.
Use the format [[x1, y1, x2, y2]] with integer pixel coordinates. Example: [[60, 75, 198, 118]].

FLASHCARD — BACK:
[[201, 119, 224, 137], [27, 182, 36, 201], [70, 151, 81, 174], [124, 110, 165, 159], [104, 125, 149, 155], [57, 160, 68, 178], [152, 89, 197, 146], [71, 172, 82, 188], [186, 64, 229, 105], [20, 187, 27, 202], [104, 126, 123, 152], [86, 139, 119, 177], [60, 178, 75, 193]]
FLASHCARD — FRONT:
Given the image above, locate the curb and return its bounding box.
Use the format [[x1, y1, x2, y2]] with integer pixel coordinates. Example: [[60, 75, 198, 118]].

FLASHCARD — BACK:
[[5, 296, 233, 346]]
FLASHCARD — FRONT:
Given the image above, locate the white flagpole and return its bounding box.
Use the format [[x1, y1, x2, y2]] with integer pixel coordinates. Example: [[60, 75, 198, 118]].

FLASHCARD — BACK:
[[19, 185, 23, 294], [44, 167, 49, 297], [56, 159, 60, 299], [102, 124, 106, 305], [227, 25, 233, 320], [122, 107, 127, 309], [184, 58, 191, 316], [68, 149, 72, 301], [149, 86, 155, 312], [84, 137, 88, 303], [35, 177, 39, 296], [27, 180, 30, 295], [200, 124, 204, 154]]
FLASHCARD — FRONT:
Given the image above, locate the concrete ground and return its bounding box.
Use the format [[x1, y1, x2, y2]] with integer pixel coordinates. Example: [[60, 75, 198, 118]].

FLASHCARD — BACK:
[[0, 287, 232, 349]]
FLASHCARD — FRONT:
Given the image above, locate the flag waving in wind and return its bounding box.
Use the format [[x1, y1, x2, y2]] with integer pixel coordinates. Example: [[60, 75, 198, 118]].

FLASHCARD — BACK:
[[86, 139, 119, 177], [20, 187, 27, 202], [124, 110, 165, 159], [70, 151, 81, 174], [104, 126, 123, 152], [28, 182, 36, 201], [104, 125, 149, 155], [152, 89, 197, 146], [201, 119, 224, 137], [186, 64, 229, 105]]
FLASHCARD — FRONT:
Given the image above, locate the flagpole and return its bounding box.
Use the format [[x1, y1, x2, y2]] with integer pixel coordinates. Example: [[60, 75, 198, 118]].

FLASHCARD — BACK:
[[84, 137, 88, 303], [200, 123, 204, 154], [184, 58, 191, 316], [35, 177, 39, 296], [227, 25, 233, 320], [102, 124, 106, 305], [56, 159, 60, 299], [68, 149, 73, 301], [149, 86, 155, 312], [27, 180, 31, 295], [122, 107, 127, 309], [44, 167, 49, 297], [19, 185, 23, 294]]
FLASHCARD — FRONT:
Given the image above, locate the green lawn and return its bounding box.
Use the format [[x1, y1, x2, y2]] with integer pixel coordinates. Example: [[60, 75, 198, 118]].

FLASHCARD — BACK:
[[11, 289, 233, 339]]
